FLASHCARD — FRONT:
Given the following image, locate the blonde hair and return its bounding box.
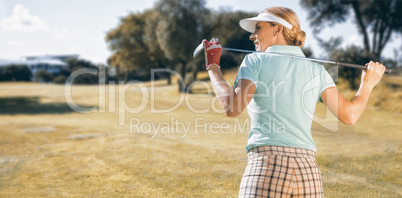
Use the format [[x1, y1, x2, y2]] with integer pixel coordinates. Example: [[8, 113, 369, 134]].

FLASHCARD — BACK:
[[263, 7, 306, 48]]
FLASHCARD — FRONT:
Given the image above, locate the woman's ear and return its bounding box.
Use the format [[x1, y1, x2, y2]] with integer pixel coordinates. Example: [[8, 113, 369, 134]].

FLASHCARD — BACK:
[[277, 25, 283, 33], [274, 25, 283, 36]]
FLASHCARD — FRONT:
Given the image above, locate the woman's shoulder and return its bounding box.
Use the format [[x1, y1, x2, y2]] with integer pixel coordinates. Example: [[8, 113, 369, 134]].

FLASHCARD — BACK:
[[242, 53, 262, 66], [307, 61, 326, 71]]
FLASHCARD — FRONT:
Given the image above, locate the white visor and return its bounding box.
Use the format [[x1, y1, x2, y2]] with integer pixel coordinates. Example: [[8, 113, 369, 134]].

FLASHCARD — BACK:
[[239, 13, 293, 33]]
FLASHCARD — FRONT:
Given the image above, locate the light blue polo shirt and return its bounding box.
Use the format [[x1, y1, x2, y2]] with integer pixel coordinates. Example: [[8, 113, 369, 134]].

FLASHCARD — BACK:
[[235, 45, 335, 153]]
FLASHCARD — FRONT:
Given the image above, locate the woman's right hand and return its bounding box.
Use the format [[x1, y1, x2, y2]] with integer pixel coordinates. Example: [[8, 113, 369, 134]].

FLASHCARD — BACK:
[[361, 61, 386, 89], [203, 38, 222, 70]]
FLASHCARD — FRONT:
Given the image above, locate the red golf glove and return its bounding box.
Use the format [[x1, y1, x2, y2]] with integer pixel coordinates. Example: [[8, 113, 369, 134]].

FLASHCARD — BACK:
[[203, 38, 222, 70]]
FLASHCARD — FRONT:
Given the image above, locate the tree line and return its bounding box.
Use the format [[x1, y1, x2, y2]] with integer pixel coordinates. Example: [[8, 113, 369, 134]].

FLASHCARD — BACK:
[[2, 0, 400, 90], [0, 59, 115, 85], [106, 0, 401, 91], [301, 0, 402, 89], [105, 0, 256, 91]]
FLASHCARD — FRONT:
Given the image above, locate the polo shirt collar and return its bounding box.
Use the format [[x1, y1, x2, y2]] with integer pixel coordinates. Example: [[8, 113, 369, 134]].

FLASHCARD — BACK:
[[265, 45, 305, 57]]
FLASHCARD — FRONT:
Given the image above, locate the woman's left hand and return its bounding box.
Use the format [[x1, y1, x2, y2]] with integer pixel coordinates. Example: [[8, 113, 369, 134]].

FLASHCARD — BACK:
[[361, 61, 386, 90]]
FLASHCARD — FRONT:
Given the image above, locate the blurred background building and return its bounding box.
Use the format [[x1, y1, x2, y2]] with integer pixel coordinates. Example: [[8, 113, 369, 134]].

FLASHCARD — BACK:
[[0, 54, 78, 81]]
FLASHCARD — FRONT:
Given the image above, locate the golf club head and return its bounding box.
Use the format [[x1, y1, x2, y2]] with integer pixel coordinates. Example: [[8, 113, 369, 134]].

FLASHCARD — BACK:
[[193, 41, 204, 58]]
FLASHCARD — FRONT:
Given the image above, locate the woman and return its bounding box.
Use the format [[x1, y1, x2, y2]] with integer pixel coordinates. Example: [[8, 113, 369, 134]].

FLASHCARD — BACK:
[[203, 7, 386, 198]]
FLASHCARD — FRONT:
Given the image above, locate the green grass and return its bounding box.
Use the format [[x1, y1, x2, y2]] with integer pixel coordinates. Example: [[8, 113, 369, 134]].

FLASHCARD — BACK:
[[0, 74, 401, 197]]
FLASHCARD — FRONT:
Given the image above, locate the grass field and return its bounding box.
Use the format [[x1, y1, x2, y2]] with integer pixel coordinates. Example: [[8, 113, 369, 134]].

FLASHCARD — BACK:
[[0, 72, 401, 197]]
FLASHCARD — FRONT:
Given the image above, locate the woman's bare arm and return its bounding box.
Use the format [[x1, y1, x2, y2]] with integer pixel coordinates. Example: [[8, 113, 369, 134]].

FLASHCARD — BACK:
[[208, 64, 256, 117], [321, 61, 385, 125]]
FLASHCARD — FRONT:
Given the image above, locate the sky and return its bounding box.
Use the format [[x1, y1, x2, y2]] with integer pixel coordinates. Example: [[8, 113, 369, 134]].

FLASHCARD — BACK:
[[0, 0, 400, 65]]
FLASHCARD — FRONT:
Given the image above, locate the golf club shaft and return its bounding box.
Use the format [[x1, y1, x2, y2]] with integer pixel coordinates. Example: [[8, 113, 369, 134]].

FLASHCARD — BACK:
[[222, 47, 392, 74]]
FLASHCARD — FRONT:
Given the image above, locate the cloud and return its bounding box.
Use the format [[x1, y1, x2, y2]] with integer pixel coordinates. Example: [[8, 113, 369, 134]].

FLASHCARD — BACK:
[[55, 34, 66, 39], [1, 4, 50, 32], [55, 27, 69, 39], [8, 40, 23, 45], [0, 1, 7, 19]]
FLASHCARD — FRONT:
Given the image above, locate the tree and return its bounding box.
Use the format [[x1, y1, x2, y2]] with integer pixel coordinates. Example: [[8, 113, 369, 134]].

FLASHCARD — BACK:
[[143, 10, 172, 84], [154, 0, 208, 92], [0, 65, 32, 81], [106, 12, 152, 81], [65, 58, 106, 84], [330, 45, 376, 89], [301, 0, 402, 60], [207, 11, 256, 51], [106, 10, 169, 83], [302, 46, 314, 58], [301, 0, 402, 88], [53, 75, 67, 84], [205, 11, 257, 70], [104, 0, 268, 90], [65, 58, 97, 71], [35, 70, 54, 83]]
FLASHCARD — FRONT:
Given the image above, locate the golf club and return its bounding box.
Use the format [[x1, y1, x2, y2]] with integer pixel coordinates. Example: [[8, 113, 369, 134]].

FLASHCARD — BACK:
[[193, 42, 392, 74]]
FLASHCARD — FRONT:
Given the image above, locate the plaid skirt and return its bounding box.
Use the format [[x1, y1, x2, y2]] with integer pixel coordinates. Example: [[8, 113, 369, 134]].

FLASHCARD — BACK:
[[239, 146, 324, 198]]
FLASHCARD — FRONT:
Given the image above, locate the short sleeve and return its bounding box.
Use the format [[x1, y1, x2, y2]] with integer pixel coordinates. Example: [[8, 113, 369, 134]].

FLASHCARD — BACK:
[[234, 54, 260, 87], [318, 68, 336, 103]]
